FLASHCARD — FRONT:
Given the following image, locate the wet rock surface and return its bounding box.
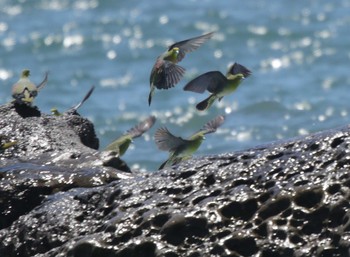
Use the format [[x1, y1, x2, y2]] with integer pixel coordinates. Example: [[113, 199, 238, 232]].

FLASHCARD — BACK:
[[0, 102, 130, 172], [1, 102, 350, 256]]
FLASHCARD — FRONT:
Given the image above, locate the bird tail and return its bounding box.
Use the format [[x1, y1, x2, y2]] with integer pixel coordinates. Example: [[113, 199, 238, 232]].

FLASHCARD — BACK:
[[37, 71, 49, 91], [196, 95, 216, 111], [229, 63, 252, 78], [69, 85, 95, 114], [148, 87, 154, 106], [158, 156, 183, 170], [158, 159, 168, 170]]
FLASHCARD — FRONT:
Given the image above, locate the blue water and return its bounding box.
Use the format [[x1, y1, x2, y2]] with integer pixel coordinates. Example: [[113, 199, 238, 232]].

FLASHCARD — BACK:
[[1, 0, 350, 171]]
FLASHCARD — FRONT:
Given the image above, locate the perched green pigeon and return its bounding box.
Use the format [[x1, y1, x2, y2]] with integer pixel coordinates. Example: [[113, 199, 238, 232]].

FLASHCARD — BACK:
[[51, 86, 95, 116], [148, 31, 215, 106], [155, 115, 225, 169], [105, 115, 156, 156], [0, 139, 17, 151], [12, 69, 48, 105], [184, 62, 251, 111]]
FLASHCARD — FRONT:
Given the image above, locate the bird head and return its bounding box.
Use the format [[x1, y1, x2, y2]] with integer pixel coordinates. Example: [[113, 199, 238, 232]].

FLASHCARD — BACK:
[[236, 74, 245, 80], [227, 73, 245, 81], [21, 69, 31, 78], [228, 63, 251, 78], [170, 47, 180, 59], [172, 47, 180, 54], [51, 108, 60, 116]]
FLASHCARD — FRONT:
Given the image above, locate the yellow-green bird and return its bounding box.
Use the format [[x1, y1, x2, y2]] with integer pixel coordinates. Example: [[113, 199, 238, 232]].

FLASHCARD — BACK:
[[0, 140, 17, 151], [51, 86, 95, 116], [155, 115, 225, 169], [12, 69, 48, 105], [148, 31, 215, 106], [184, 62, 251, 111], [104, 116, 156, 156]]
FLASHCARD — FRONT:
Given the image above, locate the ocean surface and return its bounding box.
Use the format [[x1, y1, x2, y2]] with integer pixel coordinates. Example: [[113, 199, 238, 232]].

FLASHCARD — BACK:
[[1, 0, 349, 171]]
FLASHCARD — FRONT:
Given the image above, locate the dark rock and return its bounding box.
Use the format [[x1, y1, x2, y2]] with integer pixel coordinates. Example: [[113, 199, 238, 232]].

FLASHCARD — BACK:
[[224, 235, 258, 256], [161, 215, 209, 246], [294, 187, 324, 208], [2, 102, 350, 256], [219, 198, 258, 221], [0, 102, 130, 171]]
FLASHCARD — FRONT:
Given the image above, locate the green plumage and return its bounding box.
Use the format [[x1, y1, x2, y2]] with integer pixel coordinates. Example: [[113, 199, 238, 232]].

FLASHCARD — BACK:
[[184, 62, 251, 111], [105, 116, 156, 156], [0, 141, 17, 151], [12, 69, 48, 105], [148, 31, 215, 105], [0, 135, 17, 151], [155, 115, 225, 169]]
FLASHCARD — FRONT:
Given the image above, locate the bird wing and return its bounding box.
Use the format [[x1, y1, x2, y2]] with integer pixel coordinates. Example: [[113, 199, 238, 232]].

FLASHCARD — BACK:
[[151, 60, 185, 90], [168, 31, 215, 62], [36, 71, 49, 91], [68, 85, 95, 113], [229, 63, 252, 78], [199, 115, 225, 135], [154, 127, 188, 152], [127, 116, 156, 139], [183, 71, 227, 94]]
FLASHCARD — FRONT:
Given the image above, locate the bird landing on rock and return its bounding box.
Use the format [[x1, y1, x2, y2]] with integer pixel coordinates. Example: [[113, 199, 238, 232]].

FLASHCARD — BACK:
[[104, 115, 157, 157], [155, 115, 225, 169]]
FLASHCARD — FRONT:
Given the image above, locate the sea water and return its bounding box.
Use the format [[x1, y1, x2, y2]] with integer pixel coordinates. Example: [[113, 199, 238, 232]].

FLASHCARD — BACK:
[[1, 0, 349, 171]]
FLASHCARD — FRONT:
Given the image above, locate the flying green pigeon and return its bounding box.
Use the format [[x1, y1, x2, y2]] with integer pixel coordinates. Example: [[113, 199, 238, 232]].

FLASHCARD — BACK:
[[51, 86, 95, 116], [148, 31, 215, 106], [104, 115, 156, 156], [155, 115, 225, 169], [183, 62, 251, 111], [12, 69, 48, 105]]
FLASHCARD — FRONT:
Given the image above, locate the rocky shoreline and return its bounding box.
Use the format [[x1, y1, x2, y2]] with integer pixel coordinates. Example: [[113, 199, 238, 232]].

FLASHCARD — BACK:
[[1, 102, 350, 256]]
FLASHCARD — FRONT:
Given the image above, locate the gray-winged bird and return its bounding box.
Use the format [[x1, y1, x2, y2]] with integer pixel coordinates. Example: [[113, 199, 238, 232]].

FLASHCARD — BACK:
[[155, 115, 225, 169], [105, 116, 156, 156], [12, 69, 48, 105], [184, 62, 251, 111], [149, 31, 215, 105]]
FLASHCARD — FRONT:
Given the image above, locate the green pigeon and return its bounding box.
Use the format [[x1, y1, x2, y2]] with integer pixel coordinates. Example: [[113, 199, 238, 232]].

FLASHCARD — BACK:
[[148, 31, 215, 106], [0, 140, 17, 151], [104, 115, 156, 156], [155, 115, 225, 169], [51, 86, 95, 116], [50, 108, 61, 116], [12, 69, 48, 105], [183, 62, 251, 111]]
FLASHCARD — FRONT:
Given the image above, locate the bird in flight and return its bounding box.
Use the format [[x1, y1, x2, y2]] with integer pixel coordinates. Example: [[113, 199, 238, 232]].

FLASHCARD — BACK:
[[149, 31, 215, 106], [104, 115, 156, 157], [184, 62, 251, 111], [154, 115, 225, 169]]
